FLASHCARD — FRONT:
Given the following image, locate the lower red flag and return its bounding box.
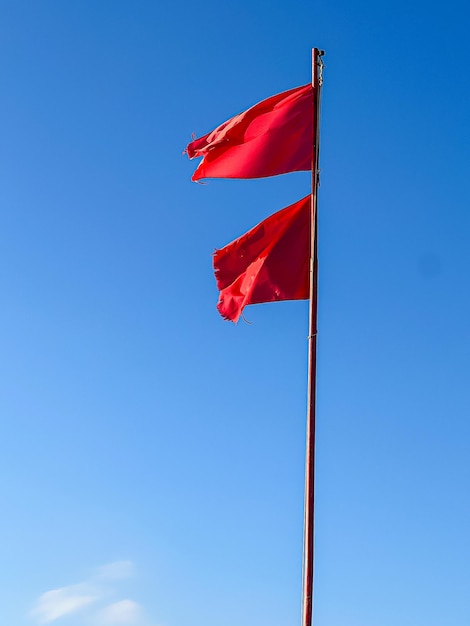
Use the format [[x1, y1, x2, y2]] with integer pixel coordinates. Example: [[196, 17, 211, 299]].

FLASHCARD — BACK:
[[213, 196, 311, 322]]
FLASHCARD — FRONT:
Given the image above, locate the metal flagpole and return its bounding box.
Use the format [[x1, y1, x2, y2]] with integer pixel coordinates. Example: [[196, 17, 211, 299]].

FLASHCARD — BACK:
[[301, 47, 324, 626]]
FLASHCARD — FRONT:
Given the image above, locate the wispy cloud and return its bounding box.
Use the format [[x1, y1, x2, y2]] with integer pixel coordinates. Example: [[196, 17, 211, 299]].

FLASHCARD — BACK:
[[94, 561, 134, 582], [30, 561, 152, 626], [97, 600, 142, 624], [30, 583, 99, 623]]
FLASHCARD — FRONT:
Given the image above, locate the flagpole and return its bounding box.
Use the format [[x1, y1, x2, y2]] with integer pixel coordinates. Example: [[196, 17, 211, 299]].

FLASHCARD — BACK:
[[302, 47, 324, 626]]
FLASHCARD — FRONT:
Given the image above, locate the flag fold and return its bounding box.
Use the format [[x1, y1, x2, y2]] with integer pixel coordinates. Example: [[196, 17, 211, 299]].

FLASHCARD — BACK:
[[213, 196, 311, 322], [186, 84, 313, 181]]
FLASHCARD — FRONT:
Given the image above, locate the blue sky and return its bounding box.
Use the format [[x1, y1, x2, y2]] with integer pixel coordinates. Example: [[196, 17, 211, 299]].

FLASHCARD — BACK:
[[1, 1, 469, 625]]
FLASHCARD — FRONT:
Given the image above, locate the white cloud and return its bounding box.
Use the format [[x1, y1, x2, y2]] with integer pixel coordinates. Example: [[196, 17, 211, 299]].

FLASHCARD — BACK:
[[97, 600, 142, 624], [30, 562, 154, 626], [30, 583, 99, 623], [95, 561, 134, 582]]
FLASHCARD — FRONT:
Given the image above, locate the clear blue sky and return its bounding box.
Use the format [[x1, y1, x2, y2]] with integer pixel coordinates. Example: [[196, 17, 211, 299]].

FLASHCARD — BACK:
[[1, 1, 469, 625]]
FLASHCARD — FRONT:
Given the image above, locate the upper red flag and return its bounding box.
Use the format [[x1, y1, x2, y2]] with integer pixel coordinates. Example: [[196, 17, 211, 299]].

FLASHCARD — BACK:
[[186, 85, 313, 181], [213, 196, 311, 322]]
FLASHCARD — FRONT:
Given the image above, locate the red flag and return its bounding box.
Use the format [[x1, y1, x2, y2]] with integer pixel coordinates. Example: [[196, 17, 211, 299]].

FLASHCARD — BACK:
[[186, 85, 313, 181], [213, 196, 311, 322]]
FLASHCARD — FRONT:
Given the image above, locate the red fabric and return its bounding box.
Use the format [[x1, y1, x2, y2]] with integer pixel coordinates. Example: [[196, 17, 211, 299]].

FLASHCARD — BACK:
[[186, 85, 313, 181], [213, 196, 311, 322]]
